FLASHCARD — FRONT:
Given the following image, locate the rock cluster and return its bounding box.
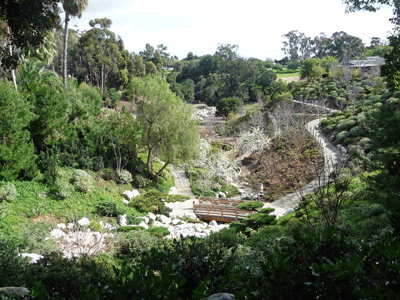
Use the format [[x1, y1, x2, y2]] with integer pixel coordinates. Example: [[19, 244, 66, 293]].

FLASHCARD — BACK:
[[49, 218, 116, 258]]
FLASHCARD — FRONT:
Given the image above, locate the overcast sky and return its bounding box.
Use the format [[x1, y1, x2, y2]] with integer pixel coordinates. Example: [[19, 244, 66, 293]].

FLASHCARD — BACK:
[[69, 0, 395, 60]]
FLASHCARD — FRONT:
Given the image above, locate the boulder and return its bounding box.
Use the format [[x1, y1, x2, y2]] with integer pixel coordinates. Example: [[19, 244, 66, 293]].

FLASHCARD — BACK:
[[67, 223, 75, 230], [169, 212, 178, 219], [284, 208, 295, 215], [138, 216, 150, 224], [20, 253, 44, 263], [218, 192, 226, 198], [171, 218, 183, 225], [152, 221, 164, 227], [117, 214, 127, 226], [184, 212, 197, 219], [57, 223, 66, 229], [122, 190, 140, 200], [148, 212, 156, 221], [157, 214, 172, 225], [122, 199, 129, 205], [209, 220, 218, 227], [78, 217, 90, 227], [138, 222, 148, 229], [208, 293, 235, 300], [50, 228, 65, 239]]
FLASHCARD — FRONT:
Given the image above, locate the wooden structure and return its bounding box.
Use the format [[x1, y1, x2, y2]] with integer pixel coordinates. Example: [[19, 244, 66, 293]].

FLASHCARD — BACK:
[[194, 197, 253, 223]]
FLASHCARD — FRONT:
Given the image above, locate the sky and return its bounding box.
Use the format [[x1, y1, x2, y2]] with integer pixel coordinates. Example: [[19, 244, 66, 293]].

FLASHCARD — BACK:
[[68, 0, 395, 60]]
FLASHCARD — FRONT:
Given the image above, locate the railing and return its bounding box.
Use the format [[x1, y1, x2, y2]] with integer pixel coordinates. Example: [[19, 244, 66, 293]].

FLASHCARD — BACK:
[[193, 203, 253, 222], [198, 197, 246, 207]]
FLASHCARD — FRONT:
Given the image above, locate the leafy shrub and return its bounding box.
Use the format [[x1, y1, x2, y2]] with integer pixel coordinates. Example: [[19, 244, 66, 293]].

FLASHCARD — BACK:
[[95, 201, 125, 217], [216, 97, 241, 118], [134, 174, 152, 188], [101, 167, 117, 181], [89, 220, 103, 232], [118, 225, 145, 232], [237, 201, 264, 211], [116, 169, 133, 184], [147, 226, 170, 237], [55, 177, 74, 198], [118, 230, 160, 257], [335, 131, 349, 143], [128, 190, 179, 213], [0, 183, 19, 202], [72, 169, 94, 193]]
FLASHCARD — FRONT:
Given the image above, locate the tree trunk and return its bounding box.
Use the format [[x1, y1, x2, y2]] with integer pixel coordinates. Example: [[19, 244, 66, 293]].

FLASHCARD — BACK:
[[62, 11, 70, 89], [7, 26, 17, 92]]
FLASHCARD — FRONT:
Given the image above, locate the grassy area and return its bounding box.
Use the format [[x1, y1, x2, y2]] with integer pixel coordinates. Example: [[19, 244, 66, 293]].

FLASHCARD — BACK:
[[274, 68, 301, 78]]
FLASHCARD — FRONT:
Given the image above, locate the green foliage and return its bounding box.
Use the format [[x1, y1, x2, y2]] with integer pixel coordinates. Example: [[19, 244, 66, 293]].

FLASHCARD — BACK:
[[95, 201, 125, 217], [147, 226, 170, 237], [72, 169, 94, 194], [118, 225, 145, 232], [116, 169, 133, 184], [216, 97, 241, 118], [128, 190, 167, 213], [118, 229, 160, 257], [237, 201, 264, 211], [133, 75, 199, 179], [0, 183, 19, 202], [0, 80, 36, 181], [105, 87, 121, 108]]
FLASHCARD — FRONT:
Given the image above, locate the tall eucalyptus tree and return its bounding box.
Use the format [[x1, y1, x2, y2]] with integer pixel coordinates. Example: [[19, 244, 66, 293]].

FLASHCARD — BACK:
[[62, 0, 89, 88]]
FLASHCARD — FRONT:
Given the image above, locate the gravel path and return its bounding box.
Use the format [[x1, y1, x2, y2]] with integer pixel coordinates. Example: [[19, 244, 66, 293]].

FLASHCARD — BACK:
[[168, 166, 198, 217]]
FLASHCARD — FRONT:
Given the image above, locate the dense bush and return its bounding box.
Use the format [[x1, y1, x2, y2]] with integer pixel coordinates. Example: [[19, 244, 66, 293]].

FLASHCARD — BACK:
[[116, 169, 133, 184], [237, 201, 264, 211], [72, 169, 94, 194], [216, 97, 241, 118], [0, 183, 19, 202]]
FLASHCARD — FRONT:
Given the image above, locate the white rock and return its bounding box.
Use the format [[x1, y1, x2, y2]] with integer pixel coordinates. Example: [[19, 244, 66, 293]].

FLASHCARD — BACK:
[[78, 217, 90, 227], [20, 253, 44, 263], [169, 212, 178, 219], [218, 192, 226, 198], [209, 220, 218, 226], [184, 212, 197, 219], [194, 232, 207, 238], [194, 225, 204, 233], [67, 223, 75, 230], [138, 216, 149, 224], [168, 187, 178, 195], [148, 212, 156, 221], [122, 199, 129, 205], [57, 223, 67, 229], [122, 190, 140, 200], [152, 221, 164, 227], [172, 219, 182, 225], [50, 229, 65, 239], [117, 214, 127, 226], [157, 214, 172, 225], [138, 222, 148, 229]]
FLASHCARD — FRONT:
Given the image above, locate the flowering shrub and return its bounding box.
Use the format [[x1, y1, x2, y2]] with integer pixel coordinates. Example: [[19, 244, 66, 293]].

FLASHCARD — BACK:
[[0, 183, 19, 202], [238, 126, 270, 154]]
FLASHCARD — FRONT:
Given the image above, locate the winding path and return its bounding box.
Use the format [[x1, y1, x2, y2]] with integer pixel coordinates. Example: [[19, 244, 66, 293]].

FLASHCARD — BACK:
[[170, 102, 342, 219]]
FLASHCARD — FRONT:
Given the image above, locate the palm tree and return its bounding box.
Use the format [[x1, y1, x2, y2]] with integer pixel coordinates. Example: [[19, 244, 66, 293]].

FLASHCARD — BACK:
[[62, 0, 89, 88]]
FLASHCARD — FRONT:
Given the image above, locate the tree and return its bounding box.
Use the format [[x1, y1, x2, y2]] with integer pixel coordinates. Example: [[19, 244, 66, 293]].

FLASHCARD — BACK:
[[62, 0, 89, 88], [216, 97, 241, 118], [312, 32, 331, 58], [72, 18, 123, 93], [0, 80, 36, 180], [329, 31, 364, 62], [343, 0, 400, 24], [300, 58, 320, 80], [282, 30, 313, 61], [0, 0, 60, 70], [133, 76, 199, 180]]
